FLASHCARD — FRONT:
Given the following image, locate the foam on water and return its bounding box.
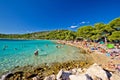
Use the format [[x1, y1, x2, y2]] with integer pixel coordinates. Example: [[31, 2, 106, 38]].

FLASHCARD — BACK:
[[0, 39, 85, 75]]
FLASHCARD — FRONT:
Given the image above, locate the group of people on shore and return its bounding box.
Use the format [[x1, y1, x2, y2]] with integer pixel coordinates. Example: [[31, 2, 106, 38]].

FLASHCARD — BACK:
[[57, 40, 120, 72], [57, 40, 120, 59]]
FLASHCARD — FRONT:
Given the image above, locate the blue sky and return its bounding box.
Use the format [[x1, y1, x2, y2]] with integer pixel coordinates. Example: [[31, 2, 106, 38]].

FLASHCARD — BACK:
[[0, 0, 120, 34]]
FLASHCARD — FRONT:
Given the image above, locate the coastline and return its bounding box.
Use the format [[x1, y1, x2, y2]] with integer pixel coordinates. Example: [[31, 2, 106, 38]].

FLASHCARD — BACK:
[[0, 40, 93, 80], [57, 40, 120, 70], [0, 57, 93, 80], [1, 40, 120, 80]]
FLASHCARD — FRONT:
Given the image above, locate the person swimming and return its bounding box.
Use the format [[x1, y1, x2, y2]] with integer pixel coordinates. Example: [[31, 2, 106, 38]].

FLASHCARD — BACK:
[[46, 44, 48, 47], [3, 45, 8, 50], [3, 48, 6, 51], [14, 48, 18, 50], [56, 45, 61, 48]]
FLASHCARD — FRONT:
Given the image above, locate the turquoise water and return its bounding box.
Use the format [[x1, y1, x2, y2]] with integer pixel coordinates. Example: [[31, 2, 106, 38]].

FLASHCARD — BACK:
[[0, 39, 85, 74]]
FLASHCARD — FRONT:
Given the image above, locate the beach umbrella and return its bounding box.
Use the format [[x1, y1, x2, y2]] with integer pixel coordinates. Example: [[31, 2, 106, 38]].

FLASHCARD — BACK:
[[99, 41, 104, 44], [107, 44, 114, 49]]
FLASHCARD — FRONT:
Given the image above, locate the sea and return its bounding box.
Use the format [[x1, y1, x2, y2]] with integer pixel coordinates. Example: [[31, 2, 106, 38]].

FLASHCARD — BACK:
[[0, 39, 86, 76]]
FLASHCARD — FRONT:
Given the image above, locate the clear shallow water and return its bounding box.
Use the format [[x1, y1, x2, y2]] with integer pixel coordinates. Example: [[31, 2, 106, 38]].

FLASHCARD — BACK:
[[0, 39, 85, 74]]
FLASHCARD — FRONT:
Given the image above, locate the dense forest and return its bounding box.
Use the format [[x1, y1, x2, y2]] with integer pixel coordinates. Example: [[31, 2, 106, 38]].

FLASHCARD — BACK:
[[0, 17, 120, 42]]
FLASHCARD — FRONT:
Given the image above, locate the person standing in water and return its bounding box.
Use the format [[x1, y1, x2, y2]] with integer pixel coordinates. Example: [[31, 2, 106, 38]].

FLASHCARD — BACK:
[[34, 50, 39, 56]]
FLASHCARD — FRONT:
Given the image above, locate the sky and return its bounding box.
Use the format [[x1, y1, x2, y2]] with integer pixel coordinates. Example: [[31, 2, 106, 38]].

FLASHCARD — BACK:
[[0, 0, 120, 34]]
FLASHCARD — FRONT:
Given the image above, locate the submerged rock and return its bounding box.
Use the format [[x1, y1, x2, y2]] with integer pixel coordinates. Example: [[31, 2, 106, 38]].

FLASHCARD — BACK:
[[26, 73, 37, 79]]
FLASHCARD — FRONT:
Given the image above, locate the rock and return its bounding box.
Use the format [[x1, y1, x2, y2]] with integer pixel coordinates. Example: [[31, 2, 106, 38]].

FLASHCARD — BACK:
[[61, 71, 72, 80], [56, 70, 72, 80], [14, 71, 23, 74], [36, 67, 44, 71], [76, 68, 82, 75], [92, 75, 102, 80], [32, 76, 40, 80], [77, 68, 82, 73], [71, 68, 82, 75], [0, 72, 13, 80], [69, 74, 92, 80], [26, 73, 37, 79], [110, 73, 120, 80], [44, 74, 56, 80], [82, 68, 87, 72], [86, 63, 109, 80], [56, 69, 63, 80], [71, 68, 77, 75]]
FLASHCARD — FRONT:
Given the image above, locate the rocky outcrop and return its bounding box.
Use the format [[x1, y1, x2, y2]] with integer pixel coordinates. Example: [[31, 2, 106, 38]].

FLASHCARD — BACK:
[[44, 63, 120, 80], [1, 63, 119, 80], [86, 63, 109, 80]]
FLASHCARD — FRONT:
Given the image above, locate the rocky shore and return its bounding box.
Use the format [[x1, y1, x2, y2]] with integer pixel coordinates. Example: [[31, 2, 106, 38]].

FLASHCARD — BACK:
[[1, 40, 120, 80], [44, 63, 120, 80], [1, 61, 120, 80], [0, 59, 93, 80]]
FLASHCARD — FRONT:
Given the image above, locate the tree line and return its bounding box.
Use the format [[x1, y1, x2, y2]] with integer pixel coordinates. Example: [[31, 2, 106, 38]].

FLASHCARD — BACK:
[[0, 17, 120, 42]]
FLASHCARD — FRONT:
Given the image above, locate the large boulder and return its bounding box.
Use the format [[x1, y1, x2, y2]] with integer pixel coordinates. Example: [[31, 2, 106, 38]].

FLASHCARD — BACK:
[[69, 74, 92, 80], [56, 69, 63, 80], [86, 63, 109, 80], [56, 69, 72, 80], [71, 68, 83, 75], [61, 71, 72, 80]]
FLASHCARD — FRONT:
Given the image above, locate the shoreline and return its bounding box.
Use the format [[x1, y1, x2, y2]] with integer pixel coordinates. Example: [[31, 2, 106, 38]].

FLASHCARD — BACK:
[[0, 58, 93, 80], [1, 40, 120, 80], [57, 40, 120, 69], [0, 40, 93, 80]]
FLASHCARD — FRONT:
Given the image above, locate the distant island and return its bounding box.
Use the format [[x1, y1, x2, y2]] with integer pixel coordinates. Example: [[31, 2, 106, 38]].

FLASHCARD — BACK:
[[0, 17, 120, 42]]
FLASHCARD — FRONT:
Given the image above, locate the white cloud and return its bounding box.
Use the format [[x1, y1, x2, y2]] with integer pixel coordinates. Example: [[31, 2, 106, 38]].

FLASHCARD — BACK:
[[80, 21, 90, 24], [70, 26, 78, 28]]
